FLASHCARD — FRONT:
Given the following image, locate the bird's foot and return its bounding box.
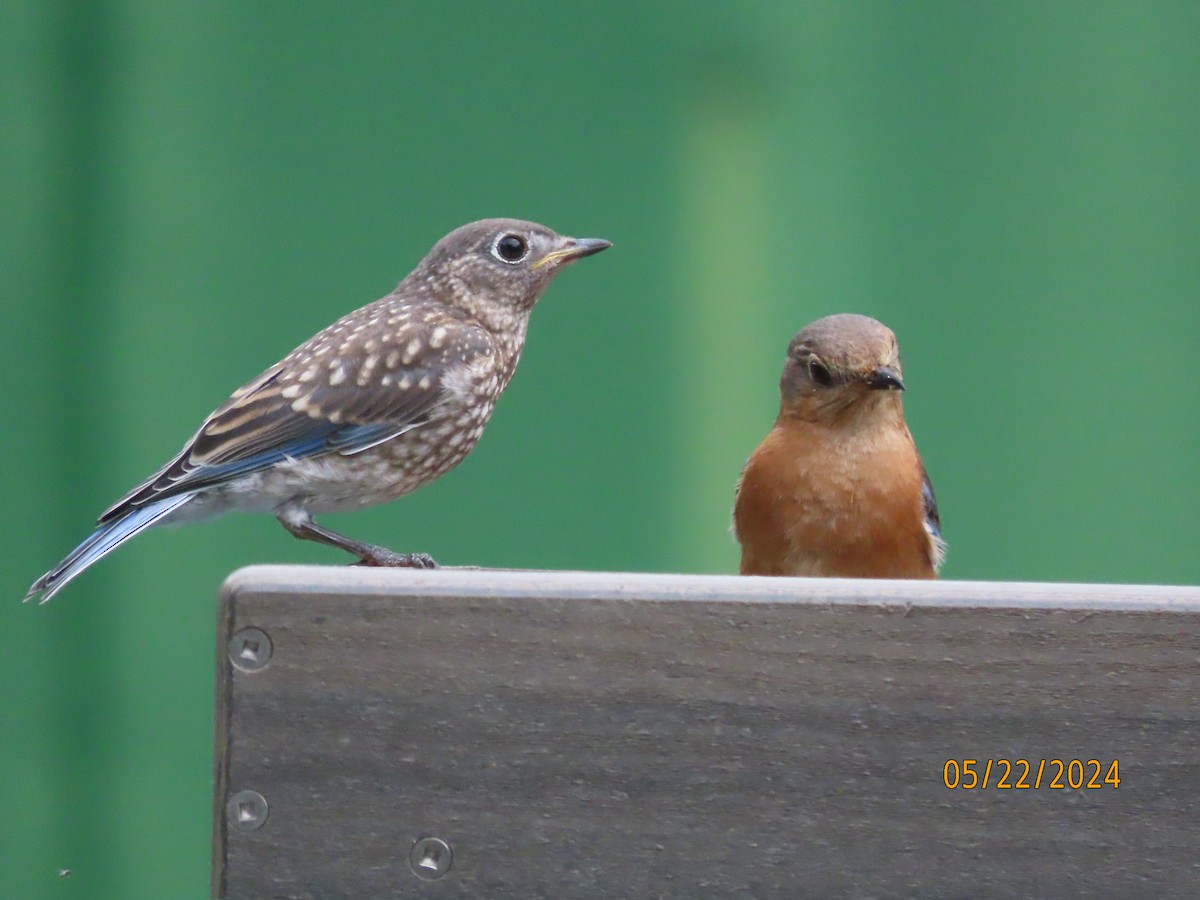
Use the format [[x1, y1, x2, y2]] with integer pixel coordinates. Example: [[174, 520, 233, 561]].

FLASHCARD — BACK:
[[353, 549, 438, 569]]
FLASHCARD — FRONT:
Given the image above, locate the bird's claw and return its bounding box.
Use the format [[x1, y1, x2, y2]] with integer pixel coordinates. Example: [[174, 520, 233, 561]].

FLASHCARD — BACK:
[[354, 550, 438, 569]]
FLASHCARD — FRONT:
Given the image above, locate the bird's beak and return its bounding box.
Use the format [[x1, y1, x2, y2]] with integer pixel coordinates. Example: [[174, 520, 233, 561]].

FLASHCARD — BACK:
[[866, 366, 905, 391], [531, 237, 612, 271]]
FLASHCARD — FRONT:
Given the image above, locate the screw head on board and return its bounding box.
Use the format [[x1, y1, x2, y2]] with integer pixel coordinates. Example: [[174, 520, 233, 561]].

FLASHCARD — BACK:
[[228, 627, 273, 672], [409, 837, 453, 879], [226, 790, 269, 831]]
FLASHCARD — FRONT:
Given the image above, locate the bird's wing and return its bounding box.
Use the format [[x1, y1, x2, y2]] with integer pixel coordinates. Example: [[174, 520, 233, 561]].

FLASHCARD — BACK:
[[920, 463, 947, 570], [920, 464, 941, 538], [99, 312, 493, 523]]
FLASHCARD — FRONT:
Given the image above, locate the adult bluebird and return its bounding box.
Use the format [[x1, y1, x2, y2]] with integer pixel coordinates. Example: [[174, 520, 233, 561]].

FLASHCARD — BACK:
[[733, 314, 944, 579], [27, 219, 610, 603]]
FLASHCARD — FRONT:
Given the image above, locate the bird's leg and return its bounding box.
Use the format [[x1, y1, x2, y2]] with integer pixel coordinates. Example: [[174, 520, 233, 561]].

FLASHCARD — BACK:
[[277, 512, 437, 568]]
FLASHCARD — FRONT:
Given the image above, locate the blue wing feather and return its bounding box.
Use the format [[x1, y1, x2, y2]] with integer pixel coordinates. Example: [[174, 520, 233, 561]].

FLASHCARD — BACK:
[[920, 464, 946, 571], [176, 421, 407, 483], [922, 471, 941, 539], [98, 313, 489, 524]]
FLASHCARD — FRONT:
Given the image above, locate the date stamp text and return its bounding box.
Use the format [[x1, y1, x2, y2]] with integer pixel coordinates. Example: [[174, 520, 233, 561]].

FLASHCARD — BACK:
[[942, 758, 1120, 790]]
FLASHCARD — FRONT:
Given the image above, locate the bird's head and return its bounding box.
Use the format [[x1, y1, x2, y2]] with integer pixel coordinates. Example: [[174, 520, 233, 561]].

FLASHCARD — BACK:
[[415, 219, 610, 328], [778, 314, 906, 423]]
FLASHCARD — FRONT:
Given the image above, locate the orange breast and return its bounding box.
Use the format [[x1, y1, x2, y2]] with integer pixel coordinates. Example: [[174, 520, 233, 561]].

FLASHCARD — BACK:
[[734, 418, 936, 579]]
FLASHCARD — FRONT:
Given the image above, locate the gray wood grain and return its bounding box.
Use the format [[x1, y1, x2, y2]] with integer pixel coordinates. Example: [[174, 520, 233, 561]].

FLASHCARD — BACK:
[[213, 567, 1200, 899]]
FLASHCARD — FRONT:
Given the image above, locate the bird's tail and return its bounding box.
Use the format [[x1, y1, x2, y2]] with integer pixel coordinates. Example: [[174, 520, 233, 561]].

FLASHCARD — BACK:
[[24, 494, 194, 605]]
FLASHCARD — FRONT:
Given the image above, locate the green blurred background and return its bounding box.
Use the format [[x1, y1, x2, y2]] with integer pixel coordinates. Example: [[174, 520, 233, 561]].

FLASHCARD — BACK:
[[2, 1, 1198, 896]]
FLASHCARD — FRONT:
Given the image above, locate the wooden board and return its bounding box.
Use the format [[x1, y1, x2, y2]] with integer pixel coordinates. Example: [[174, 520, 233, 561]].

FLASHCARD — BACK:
[[212, 566, 1200, 898]]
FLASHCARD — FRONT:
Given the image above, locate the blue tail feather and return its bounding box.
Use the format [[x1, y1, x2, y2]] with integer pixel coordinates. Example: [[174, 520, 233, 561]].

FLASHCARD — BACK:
[[25, 495, 194, 604]]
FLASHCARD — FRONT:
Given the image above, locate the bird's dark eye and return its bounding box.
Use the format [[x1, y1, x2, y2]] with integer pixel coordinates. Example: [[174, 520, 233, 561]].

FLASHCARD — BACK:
[[493, 234, 529, 264], [808, 358, 833, 387]]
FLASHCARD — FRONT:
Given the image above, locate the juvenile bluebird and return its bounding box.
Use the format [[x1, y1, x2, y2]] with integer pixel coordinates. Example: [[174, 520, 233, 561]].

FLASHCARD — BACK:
[[26, 218, 610, 603], [733, 314, 944, 579]]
